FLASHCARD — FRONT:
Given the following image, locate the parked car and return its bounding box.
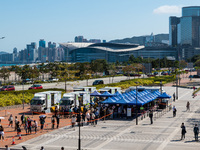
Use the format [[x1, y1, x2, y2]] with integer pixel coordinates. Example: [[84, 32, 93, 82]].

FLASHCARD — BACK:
[[49, 78, 59, 82], [28, 84, 43, 90], [22, 78, 33, 84], [193, 75, 200, 78], [189, 75, 193, 78], [130, 73, 141, 77], [93, 80, 104, 85], [0, 85, 15, 91], [153, 72, 158, 75]]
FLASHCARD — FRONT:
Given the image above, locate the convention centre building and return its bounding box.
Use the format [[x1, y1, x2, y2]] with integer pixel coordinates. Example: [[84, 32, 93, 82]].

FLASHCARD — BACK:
[[60, 42, 177, 63]]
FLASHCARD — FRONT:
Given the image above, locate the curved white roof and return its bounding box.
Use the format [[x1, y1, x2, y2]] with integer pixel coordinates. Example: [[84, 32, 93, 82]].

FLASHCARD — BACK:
[[59, 42, 93, 50], [89, 45, 145, 52]]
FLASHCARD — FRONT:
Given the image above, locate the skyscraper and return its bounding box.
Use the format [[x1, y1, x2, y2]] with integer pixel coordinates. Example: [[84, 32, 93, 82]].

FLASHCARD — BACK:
[[169, 6, 200, 47], [39, 39, 46, 48]]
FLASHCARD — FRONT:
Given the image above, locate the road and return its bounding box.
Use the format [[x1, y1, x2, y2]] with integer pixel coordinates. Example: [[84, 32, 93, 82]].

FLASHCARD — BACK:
[[14, 75, 147, 91], [12, 87, 200, 150]]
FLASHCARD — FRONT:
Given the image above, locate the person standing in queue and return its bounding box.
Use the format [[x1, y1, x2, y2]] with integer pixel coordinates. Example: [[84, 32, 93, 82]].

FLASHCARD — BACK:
[[56, 115, 60, 128]]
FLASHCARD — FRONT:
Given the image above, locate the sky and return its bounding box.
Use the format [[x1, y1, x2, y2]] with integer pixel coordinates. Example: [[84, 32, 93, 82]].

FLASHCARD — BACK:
[[0, 0, 199, 53]]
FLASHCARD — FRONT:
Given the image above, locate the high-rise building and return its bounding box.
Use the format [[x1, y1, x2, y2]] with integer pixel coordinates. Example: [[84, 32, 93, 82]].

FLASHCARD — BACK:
[[39, 39, 46, 48], [169, 6, 200, 47], [169, 17, 180, 47], [26, 42, 37, 63], [89, 39, 101, 43], [75, 36, 84, 42]]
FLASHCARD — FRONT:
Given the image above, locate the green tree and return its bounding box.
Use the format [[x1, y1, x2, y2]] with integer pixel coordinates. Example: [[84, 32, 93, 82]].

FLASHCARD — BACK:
[[0, 67, 10, 84], [56, 63, 78, 92], [122, 65, 135, 80], [109, 63, 117, 83]]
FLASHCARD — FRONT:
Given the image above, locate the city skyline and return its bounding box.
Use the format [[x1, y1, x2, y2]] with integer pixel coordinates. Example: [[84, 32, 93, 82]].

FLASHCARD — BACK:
[[0, 0, 199, 53]]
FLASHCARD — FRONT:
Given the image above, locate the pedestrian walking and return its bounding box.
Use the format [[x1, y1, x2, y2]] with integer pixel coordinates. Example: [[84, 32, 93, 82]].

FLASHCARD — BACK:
[[33, 120, 38, 134], [181, 123, 186, 140], [173, 106, 177, 117], [193, 124, 199, 141], [0, 124, 4, 141], [24, 119, 28, 135], [149, 110, 153, 124], [91, 112, 95, 126], [95, 109, 99, 125], [17, 126, 21, 137], [86, 112, 90, 125], [193, 86, 196, 91], [27, 117, 32, 134], [40, 117, 45, 132], [51, 116, 55, 129], [5, 145, 10, 150], [56, 115, 60, 128], [71, 115, 76, 128], [14, 116, 18, 131], [21, 114, 25, 125], [40, 146, 44, 150], [186, 101, 190, 111], [8, 114, 13, 127]]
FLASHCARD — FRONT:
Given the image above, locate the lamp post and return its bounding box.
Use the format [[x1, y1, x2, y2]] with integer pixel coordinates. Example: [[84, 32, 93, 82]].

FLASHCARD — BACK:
[[176, 75, 178, 100], [160, 81, 162, 94], [135, 82, 138, 125], [78, 96, 81, 150], [23, 81, 24, 109]]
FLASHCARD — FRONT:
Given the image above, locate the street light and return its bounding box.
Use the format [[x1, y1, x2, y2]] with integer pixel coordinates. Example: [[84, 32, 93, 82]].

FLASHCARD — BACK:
[[176, 75, 178, 100], [78, 96, 82, 150], [160, 81, 162, 94], [135, 82, 138, 125]]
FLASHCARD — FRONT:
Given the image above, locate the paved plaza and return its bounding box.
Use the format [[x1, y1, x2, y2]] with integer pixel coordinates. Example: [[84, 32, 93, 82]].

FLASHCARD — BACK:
[[11, 86, 200, 150]]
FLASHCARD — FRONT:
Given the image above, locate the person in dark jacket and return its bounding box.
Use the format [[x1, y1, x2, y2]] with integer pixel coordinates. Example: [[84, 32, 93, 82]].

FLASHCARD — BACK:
[[193, 124, 199, 141], [181, 123, 186, 140], [56, 115, 60, 128], [149, 110, 153, 124]]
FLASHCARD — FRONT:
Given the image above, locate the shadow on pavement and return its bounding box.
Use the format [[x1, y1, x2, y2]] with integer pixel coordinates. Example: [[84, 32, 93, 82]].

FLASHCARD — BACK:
[[171, 139, 182, 142], [184, 140, 199, 143]]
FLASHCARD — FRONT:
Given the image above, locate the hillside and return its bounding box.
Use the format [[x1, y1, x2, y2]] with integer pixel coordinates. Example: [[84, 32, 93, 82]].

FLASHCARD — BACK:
[[109, 34, 169, 45]]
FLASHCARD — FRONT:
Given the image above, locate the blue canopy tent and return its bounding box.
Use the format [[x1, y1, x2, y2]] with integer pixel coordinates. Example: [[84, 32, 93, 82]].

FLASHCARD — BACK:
[[101, 97, 116, 104], [115, 97, 130, 104], [90, 91, 101, 96], [157, 92, 171, 99], [113, 91, 122, 96], [100, 91, 114, 97], [128, 98, 145, 106]]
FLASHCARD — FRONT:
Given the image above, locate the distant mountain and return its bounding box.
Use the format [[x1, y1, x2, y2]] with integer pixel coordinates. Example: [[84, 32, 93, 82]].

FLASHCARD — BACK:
[[0, 51, 8, 55], [109, 34, 169, 45]]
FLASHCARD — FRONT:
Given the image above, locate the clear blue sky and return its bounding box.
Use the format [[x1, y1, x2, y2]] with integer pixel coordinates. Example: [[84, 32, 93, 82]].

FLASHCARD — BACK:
[[0, 0, 199, 53]]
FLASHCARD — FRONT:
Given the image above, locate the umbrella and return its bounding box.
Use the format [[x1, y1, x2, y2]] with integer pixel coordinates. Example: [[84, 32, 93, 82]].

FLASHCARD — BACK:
[[39, 115, 46, 118]]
